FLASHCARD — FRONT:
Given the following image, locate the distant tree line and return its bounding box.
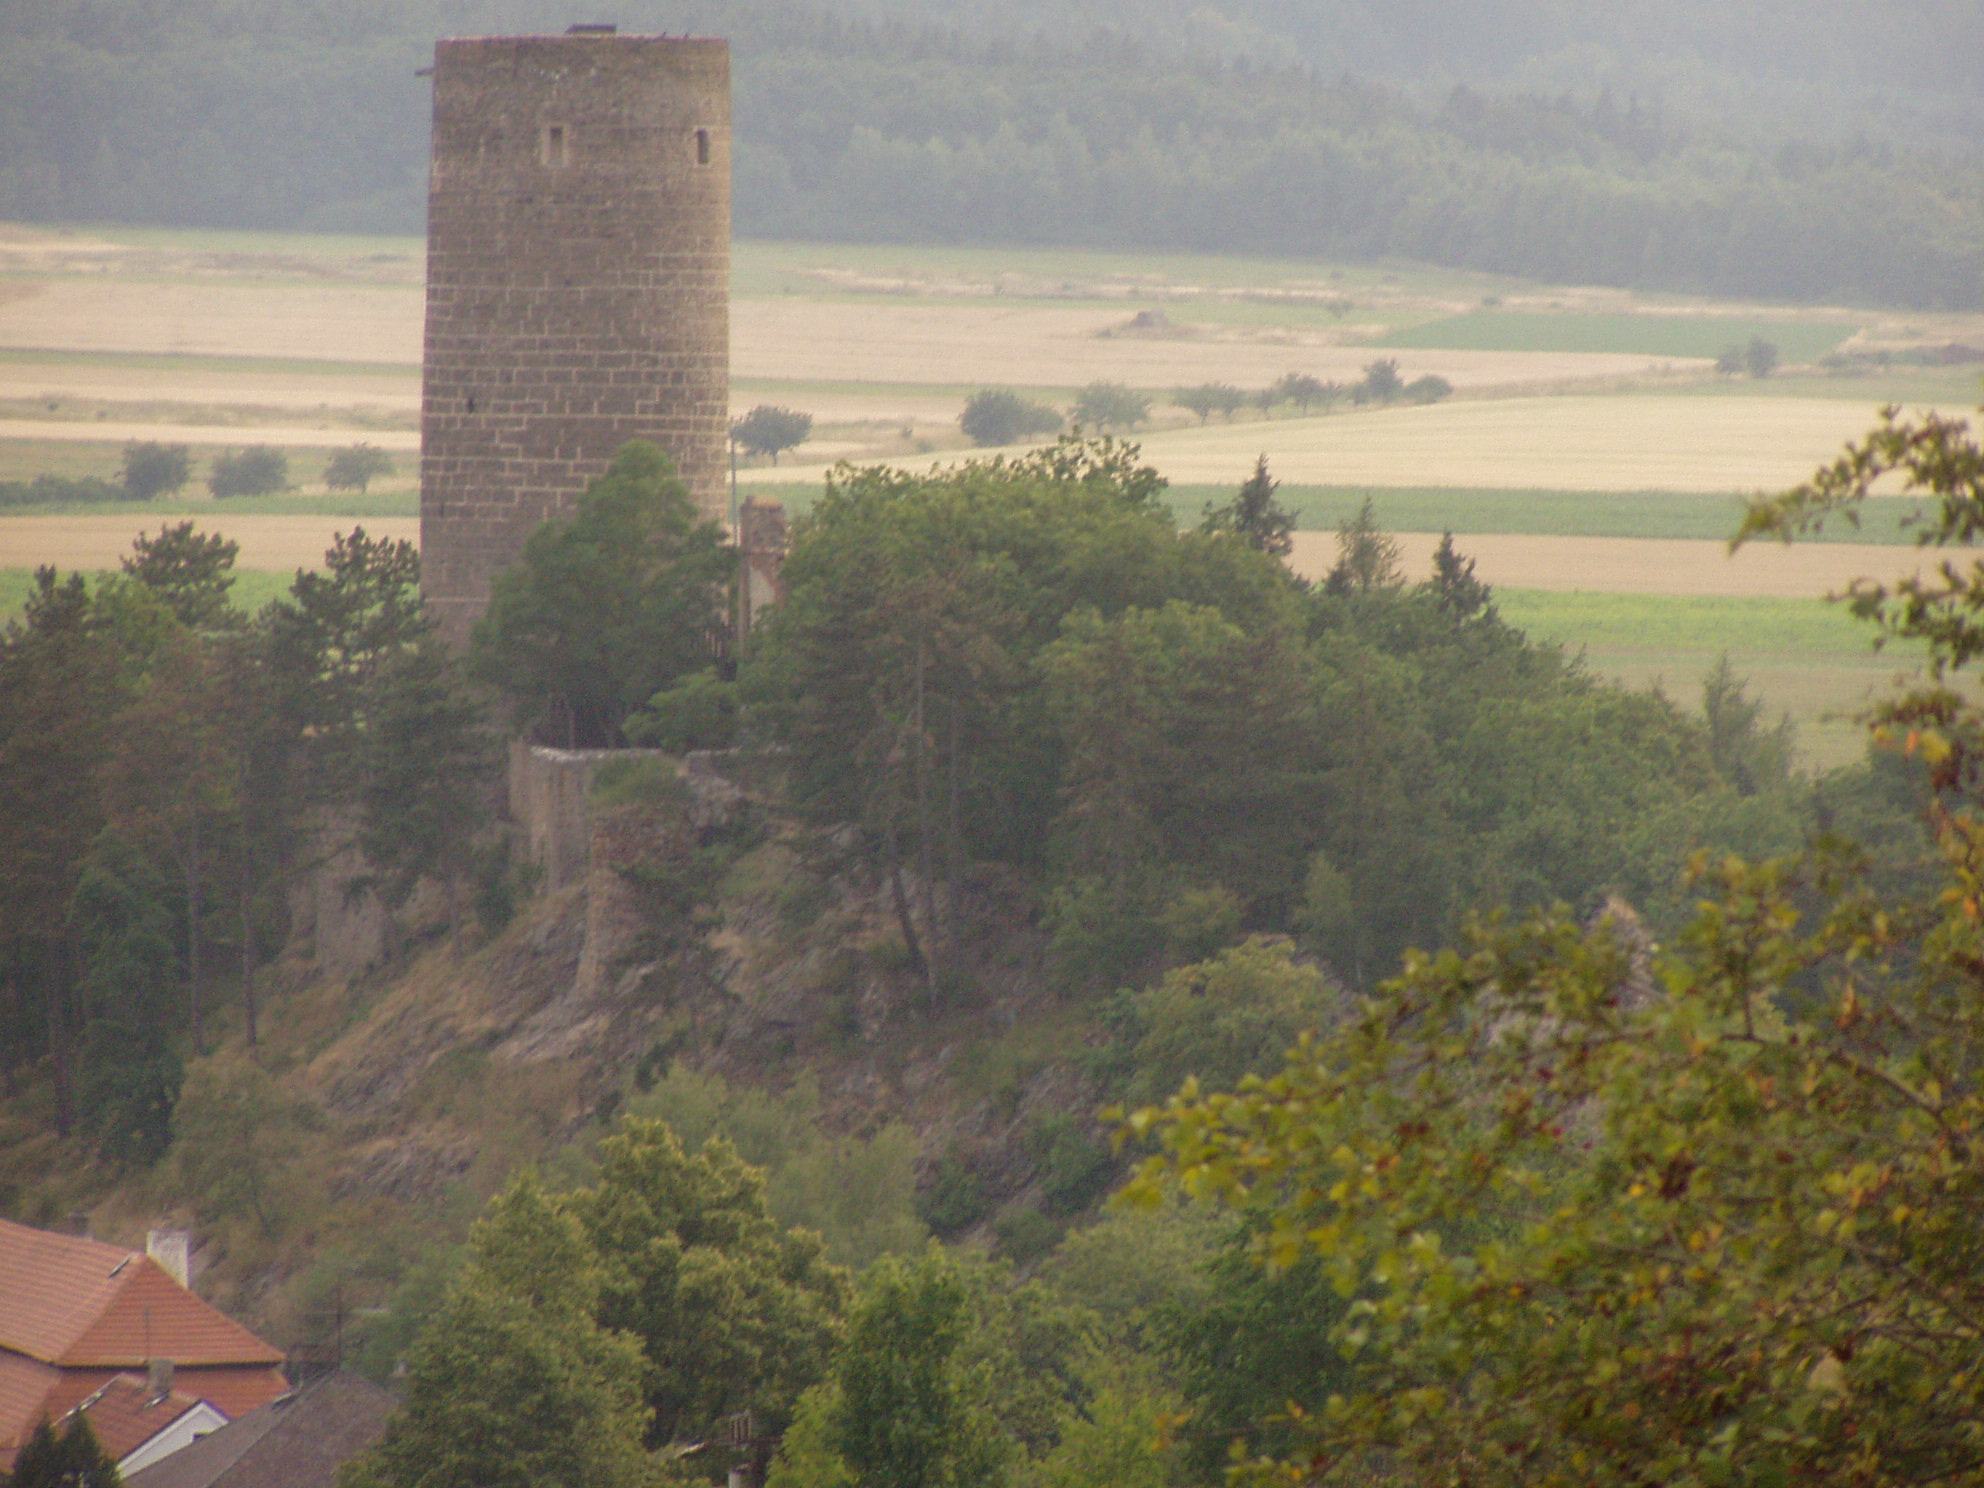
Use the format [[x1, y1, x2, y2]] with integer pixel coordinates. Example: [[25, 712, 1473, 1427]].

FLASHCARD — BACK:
[[0, 1, 1978, 307], [0, 443, 399, 508], [955, 363, 1453, 447]]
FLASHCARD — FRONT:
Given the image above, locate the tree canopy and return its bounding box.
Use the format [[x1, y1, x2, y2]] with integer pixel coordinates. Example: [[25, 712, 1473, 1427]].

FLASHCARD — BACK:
[[471, 441, 733, 748], [1127, 403, 1984, 1488]]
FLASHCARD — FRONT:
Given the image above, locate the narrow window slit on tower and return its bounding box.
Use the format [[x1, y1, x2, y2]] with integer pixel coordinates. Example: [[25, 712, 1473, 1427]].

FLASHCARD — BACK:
[[695, 128, 711, 166], [543, 124, 568, 167]]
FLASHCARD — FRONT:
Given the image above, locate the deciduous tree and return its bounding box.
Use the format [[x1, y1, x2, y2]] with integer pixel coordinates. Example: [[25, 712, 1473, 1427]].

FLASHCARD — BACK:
[[959, 390, 1062, 447], [472, 442, 731, 748], [121, 441, 191, 501], [323, 443, 395, 493], [208, 446, 288, 498], [339, 1170, 653, 1488], [733, 405, 814, 465], [1071, 382, 1151, 431], [567, 1117, 851, 1475], [1128, 403, 1984, 1488]]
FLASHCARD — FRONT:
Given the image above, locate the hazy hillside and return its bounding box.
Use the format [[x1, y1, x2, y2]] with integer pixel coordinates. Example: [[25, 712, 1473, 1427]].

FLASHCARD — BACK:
[[0, 0, 1980, 305]]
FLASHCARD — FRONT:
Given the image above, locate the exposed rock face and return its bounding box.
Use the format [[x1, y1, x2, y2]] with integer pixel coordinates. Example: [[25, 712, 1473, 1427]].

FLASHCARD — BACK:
[[292, 747, 1109, 1253]]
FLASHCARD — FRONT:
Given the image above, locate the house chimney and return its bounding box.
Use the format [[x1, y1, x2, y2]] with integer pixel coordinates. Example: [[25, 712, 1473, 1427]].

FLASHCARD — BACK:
[[146, 1229, 191, 1288], [60, 1212, 91, 1238], [147, 1357, 174, 1398]]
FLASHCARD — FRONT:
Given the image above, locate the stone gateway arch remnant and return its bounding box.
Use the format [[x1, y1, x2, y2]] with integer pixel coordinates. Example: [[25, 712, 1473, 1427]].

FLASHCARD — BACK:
[[419, 28, 731, 644]]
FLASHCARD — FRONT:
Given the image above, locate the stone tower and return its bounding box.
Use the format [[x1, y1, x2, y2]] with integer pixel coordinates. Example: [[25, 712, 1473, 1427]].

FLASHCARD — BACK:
[[419, 28, 730, 643]]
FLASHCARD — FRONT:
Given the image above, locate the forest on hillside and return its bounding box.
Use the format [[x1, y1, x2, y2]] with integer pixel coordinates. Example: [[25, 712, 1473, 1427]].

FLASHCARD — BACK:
[[11, 415, 1984, 1484], [1, 0, 1981, 307]]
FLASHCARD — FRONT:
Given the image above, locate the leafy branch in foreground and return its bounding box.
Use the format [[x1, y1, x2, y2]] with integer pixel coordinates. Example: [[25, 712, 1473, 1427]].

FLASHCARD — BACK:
[[1128, 402, 1984, 1488]]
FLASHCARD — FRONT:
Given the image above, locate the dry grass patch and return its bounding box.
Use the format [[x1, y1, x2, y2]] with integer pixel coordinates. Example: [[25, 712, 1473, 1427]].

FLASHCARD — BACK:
[[733, 297, 1687, 391], [1112, 395, 1967, 492], [0, 279, 423, 363], [0, 513, 420, 572], [0, 359, 418, 414], [754, 394, 1954, 495]]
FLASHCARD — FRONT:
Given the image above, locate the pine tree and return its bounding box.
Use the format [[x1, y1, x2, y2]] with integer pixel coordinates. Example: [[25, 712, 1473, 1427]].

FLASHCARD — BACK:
[[338, 1171, 653, 1488], [7, 1415, 122, 1487], [1200, 455, 1294, 557]]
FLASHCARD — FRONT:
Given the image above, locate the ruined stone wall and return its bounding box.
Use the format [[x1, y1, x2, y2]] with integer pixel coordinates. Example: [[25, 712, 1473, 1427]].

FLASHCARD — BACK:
[[506, 740, 654, 891], [421, 32, 731, 644]]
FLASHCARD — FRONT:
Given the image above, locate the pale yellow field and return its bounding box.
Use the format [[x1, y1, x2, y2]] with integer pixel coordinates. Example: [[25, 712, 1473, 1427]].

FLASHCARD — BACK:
[[0, 419, 420, 450], [0, 280, 423, 363], [0, 514, 420, 572], [731, 299, 1688, 391], [0, 277, 1686, 394], [758, 395, 1962, 494], [0, 361, 419, 414]]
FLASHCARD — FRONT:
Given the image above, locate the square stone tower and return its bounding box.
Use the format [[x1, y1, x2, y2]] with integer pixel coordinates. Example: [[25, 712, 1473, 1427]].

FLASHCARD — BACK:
[[419, 29, 730, 644]]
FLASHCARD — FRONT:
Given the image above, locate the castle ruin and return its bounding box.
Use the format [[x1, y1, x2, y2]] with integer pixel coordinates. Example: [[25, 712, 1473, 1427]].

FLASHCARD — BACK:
[[419, 28, 731, 644]]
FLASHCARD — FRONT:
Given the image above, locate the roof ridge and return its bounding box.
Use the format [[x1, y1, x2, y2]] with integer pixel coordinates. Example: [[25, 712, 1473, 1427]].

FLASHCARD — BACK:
[[0, 1218, 143, 1363]]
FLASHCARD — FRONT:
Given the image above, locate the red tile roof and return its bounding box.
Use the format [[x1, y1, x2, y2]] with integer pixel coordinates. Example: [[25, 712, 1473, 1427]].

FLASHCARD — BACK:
[[0, 1219, 288, 1470], [71, 1374, 204, 1463], [0, 1219, 282, 1368], [0, 1354, 60, 1455]]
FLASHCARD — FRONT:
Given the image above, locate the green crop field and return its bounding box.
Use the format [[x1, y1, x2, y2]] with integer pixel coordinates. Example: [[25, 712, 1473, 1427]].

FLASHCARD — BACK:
[[1496, 588, 1927, 770], [1376, 312, 1856, 362], [1164, 484, 1929, 544], [0, 565, 294, 620]]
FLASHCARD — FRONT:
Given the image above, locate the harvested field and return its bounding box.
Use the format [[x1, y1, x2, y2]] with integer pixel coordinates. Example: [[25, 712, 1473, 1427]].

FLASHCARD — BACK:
[[0, 514, 419, 572], [0, 419, 419, 450], [0, 277, 1687, 394], [732, 299, 1687, 390], [757, 395, 1953, 494], [0, 358, 418, 414], [0, 280, 423, 363], [1285, 530, 1962, 599]]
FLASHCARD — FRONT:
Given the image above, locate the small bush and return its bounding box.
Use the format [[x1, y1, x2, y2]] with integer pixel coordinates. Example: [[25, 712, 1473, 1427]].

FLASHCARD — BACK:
[[1071, 381, 1151, 430], [324, 443, 395, 492], [1404, 374, 1454, 404], [992, 1207, 1065, 1265], [959, 389, 1063, 447], [589, 755, 688, 809], [625, 669, 739, 753], [1356, 357, 1404, 404], [0, 474, 127, 507], [917, 1151, 991, 1236], [1158, 884, 1242, 963], [122, 441, 192, 499], [209, 446, 289, 498], [1032, 1115, 1117, 1216]]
